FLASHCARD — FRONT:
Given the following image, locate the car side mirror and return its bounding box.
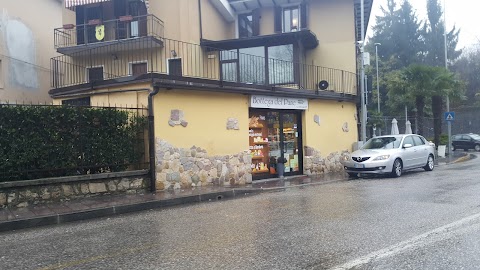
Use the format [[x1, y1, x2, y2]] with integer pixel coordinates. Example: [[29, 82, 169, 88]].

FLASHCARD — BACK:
[[403, 143, 413, 149]]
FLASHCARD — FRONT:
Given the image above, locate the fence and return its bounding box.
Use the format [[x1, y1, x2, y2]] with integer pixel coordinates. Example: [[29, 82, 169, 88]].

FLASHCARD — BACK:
[[0, 103, 148, 182], [51, 37, 357, 95]]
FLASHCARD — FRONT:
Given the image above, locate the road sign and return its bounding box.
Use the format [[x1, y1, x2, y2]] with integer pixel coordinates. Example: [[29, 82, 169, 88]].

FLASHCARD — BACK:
[[445, 112, 455, 121]]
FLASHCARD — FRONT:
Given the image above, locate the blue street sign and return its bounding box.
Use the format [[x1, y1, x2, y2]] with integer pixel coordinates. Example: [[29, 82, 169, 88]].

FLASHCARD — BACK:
[[445, 112, 455, 121]]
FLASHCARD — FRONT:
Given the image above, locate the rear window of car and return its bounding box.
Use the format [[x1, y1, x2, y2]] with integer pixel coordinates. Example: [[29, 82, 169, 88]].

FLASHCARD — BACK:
[[363, 137, 402, 149], [471, 134, 480, 140]]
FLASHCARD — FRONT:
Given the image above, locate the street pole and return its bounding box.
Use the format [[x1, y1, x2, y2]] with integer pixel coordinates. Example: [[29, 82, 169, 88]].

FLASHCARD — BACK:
[[444, 0, 452, 162], [375, 43, 381, 135], [360, 0, 366, 143]]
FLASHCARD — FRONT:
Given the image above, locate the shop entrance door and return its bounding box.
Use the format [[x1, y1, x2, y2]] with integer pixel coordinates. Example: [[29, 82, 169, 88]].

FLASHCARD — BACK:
[[249, 110, 302, 180]]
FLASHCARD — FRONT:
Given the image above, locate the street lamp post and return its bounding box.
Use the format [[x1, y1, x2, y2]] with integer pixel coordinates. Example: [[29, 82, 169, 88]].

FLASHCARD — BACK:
[[360, 0, 367, 143], [375, 43, 381, 135], [444, 0, 452, 162]]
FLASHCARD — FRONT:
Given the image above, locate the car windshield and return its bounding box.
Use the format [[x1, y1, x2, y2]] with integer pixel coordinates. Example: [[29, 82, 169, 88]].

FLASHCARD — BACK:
[[362, 137, 401, 149]]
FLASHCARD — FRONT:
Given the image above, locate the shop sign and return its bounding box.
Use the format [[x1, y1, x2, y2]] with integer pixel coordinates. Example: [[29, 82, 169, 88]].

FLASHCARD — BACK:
[[250, 95, 308, 110]]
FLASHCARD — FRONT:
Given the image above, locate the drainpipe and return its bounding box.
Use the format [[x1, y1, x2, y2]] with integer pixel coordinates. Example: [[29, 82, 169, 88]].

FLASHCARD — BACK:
[[148, 86, 160, 192], [198, 0, 203, 40]]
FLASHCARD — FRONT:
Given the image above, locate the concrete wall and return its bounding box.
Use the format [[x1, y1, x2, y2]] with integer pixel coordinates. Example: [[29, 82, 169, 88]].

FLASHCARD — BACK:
[[0, 0, 62, 103]]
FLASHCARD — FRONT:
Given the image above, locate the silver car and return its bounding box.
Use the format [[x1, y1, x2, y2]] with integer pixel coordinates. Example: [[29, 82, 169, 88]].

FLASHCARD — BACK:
[[342, 134, 435, 178]]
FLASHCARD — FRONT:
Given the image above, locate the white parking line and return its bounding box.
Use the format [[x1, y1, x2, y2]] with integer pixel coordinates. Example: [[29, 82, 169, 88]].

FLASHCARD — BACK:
[[328, 212, 480, 270]]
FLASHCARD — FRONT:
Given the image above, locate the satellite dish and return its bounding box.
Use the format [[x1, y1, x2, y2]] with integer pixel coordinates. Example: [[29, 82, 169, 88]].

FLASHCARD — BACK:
[[318, 80, 329, 90]]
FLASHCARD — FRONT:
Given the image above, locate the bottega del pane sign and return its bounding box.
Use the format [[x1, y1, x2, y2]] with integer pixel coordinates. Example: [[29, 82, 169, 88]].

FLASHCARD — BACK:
[[250, 95, 308, 110]]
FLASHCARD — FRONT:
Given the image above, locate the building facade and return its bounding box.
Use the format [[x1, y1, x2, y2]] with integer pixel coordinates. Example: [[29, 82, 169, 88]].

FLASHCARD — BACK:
[[0, 0, 62, 103], [50, 0, 373, 189]]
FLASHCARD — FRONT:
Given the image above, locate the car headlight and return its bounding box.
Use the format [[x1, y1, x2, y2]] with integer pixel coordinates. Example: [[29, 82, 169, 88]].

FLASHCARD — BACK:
[[342, 155, 351, 162], [373, 155, 390, 161]]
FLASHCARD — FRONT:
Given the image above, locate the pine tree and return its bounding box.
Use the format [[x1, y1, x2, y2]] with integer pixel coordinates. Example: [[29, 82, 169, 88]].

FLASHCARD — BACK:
[[422, 0, 462, 146]]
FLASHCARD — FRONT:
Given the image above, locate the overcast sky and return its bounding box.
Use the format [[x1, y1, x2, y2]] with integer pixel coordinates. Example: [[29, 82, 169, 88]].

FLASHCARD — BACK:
[[367, 0, 480, 48]]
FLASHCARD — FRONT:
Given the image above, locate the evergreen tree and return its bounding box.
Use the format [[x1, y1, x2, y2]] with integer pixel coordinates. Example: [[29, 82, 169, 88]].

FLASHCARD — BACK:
[[422, 0, 462, 146]]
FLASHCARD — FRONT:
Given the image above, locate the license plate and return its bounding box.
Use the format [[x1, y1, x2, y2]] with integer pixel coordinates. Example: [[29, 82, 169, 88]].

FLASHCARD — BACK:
[[354, 163, 365, 169]]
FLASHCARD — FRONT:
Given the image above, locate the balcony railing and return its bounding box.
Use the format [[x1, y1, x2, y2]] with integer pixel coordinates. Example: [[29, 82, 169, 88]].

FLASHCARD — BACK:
[[54, 14, 164, 50], [51, 37, 357, 96]]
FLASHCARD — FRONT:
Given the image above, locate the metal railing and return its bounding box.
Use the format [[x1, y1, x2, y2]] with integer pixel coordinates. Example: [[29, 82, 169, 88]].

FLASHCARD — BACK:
[[54, 14, 164, 49], [51, 37, 357, 95]]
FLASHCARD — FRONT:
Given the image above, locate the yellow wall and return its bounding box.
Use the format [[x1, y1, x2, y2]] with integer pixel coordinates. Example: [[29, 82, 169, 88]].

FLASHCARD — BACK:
[[306, 0, 356, 73], [0, 0, 62, 103], [303, 100, 358, 154], [154, 90, 249, 155], [54, 82, 151, 108]]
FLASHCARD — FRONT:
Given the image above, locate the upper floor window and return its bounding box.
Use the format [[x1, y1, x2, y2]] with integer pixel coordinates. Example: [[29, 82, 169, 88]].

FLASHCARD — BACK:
[[283, 7, 299, 33], [274, 4, 308, 33], [238, 10, 260, 38], [239, 14, 253, 38]]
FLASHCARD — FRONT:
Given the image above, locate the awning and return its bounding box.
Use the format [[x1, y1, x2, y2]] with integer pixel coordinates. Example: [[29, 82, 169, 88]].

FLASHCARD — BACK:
[[65, 0, 111, 9]]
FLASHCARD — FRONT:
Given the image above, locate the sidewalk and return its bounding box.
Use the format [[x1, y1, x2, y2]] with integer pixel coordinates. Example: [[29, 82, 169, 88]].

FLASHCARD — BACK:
[[1, 153, 474, 233], [0, 173, 348, 233]]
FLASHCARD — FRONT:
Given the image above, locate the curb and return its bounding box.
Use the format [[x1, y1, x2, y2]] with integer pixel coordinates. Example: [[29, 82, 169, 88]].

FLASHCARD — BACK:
[[0, 188, 264, 233]]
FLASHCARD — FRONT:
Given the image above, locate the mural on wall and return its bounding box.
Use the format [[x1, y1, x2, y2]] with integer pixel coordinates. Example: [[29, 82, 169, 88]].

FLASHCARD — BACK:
[[1, 10, 39, 89]]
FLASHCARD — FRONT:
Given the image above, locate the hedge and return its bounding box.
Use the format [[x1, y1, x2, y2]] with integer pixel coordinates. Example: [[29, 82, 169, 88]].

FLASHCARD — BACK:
[[0, 104, 147, 182]]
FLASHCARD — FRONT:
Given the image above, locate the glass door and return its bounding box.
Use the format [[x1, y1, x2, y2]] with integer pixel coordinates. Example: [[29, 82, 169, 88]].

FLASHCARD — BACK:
[[281, 113, 301, 175], [249, 109, 302, 180]]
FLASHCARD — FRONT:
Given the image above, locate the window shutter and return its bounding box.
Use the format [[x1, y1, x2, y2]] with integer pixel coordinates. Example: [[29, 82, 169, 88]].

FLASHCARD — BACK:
[[274, 6, 282, 33], [252, 9, 260, 36], [300, 2, 308, 29]]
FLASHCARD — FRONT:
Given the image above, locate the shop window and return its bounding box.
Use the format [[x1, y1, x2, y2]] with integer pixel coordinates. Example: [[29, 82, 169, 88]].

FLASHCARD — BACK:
[[88, 67, 104, 82]]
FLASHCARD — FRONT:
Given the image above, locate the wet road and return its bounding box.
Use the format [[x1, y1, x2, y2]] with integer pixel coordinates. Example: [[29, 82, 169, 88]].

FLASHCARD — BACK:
[[1, 156, 480, 270]]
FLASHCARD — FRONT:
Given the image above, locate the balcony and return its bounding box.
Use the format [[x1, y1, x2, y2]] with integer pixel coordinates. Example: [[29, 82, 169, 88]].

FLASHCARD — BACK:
[[54, 14, 164, 56], [50, 38, 357, 99]]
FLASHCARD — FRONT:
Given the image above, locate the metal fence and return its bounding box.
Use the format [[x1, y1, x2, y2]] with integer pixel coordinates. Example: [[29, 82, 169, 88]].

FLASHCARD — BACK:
[[0, 103, 149, 182], [51, 37, 357, 95]]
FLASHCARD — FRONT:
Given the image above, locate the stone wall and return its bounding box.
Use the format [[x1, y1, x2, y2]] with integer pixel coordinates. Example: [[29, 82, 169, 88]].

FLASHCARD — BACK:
[[0, 170, 149, 208], [155, 139, 252, 190], [303, 146, 350, 175]]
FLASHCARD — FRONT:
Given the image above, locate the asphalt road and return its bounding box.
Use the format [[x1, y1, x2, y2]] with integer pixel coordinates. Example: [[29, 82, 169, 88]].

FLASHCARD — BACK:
[[1, 155, 480, 270]]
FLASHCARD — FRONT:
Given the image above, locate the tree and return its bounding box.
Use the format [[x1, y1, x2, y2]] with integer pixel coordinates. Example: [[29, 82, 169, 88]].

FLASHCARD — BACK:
[[386, 65, 464, 136], [367, 0, 424, 123], [422, 0, 462, 146], [453, 45, 480, 106]]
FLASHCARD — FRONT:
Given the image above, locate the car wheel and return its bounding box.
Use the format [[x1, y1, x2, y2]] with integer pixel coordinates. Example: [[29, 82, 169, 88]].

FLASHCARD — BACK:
[[475, 144, 480, 152], [424, 155, 434, 171], [348, 172, 359, 178], [451, 145, 456, 151], [391, 159, 403, 178]]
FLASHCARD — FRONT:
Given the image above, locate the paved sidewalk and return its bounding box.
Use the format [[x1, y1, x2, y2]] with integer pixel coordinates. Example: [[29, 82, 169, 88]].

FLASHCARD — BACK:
[[0, 173, 348, 233], [0, 152, 474, 233]]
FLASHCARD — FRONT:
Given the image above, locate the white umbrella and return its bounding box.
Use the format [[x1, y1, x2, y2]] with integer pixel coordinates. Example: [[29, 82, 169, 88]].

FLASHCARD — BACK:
[[391, 118, 400, 135], [405, 120, 413, 134]]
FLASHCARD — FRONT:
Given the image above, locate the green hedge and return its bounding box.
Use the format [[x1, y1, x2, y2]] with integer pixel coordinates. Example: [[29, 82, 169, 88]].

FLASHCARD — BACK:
[[0, 105, 147, 182]]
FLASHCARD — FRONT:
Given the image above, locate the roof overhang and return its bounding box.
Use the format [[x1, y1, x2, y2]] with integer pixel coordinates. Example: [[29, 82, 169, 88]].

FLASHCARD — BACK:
[[201, 30, 318, 50], [65, 0, 111, 9], [354, 0, 374, 42]]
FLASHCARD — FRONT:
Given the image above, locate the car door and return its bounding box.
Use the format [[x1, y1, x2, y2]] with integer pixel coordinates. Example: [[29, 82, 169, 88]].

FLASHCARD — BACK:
[[460, 135, 470, 150], [465, 135, 474, 150], [401, 136, 417, 169], [412, 135, 428, 167]]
